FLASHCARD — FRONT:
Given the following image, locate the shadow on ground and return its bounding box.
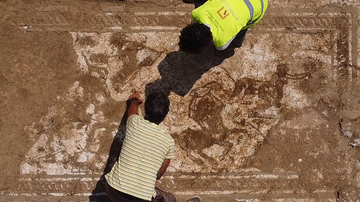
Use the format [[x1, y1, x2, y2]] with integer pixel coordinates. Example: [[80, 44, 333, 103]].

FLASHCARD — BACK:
[[89, 101, 130, 202], [146, 44, 233, 97]]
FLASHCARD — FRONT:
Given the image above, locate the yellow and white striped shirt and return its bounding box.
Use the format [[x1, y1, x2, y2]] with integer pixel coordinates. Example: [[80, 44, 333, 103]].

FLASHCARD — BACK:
[[105, 115, 175, 201]]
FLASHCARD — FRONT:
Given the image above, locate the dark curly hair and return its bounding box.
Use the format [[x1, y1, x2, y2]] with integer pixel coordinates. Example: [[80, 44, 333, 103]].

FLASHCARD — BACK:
[[179, 23, 212, 54], [144, 92, 170, 125]]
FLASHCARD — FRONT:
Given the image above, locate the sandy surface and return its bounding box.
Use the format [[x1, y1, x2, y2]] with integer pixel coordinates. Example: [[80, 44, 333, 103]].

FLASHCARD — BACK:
[[0, 0, 360, 201]]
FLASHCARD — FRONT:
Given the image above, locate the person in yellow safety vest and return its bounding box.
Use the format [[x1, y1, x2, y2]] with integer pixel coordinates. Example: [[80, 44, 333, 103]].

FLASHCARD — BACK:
[[179, 0, 268, 54]]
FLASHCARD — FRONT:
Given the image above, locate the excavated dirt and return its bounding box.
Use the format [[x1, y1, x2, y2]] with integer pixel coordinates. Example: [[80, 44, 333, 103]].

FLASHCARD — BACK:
[[0, 0, 360, 201]]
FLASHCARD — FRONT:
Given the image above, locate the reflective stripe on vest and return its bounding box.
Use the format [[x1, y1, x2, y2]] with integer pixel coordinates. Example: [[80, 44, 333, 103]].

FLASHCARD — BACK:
[[191, 0, 267, 48], [244, 0, 264, 26], [243, 0, 254, 22]]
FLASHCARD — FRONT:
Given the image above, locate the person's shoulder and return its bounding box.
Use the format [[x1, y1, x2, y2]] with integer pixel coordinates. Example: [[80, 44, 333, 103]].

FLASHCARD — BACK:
[[128, 114, 144, 123], [128, 114, 139, 119], [167, 135, 175, 144], [160, 130, 174, 142]]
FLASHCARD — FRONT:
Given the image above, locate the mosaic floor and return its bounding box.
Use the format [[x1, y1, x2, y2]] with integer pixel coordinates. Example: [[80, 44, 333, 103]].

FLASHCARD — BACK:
[[0, 0, 359, 201]]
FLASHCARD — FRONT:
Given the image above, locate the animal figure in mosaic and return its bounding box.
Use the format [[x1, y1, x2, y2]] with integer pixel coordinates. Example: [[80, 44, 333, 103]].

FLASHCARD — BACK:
[[179, 81, 233, 165], [232, 64, 311, 108], [178, 64, 313, 166]]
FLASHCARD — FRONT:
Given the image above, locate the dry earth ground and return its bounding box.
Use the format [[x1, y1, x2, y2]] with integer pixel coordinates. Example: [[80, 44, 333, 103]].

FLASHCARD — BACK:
[[1, 0, 360, 201]]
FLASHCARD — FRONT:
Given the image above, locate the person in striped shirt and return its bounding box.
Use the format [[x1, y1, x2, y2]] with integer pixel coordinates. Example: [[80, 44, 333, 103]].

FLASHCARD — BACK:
[[105, 92, 176, 202]]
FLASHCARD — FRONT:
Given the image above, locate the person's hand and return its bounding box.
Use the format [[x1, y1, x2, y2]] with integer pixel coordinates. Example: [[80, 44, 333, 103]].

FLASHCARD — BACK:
[[129, 92, 143, 104]]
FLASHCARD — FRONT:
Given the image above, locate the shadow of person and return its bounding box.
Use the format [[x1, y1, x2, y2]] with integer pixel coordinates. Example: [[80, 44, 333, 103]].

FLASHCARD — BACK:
[[89, 101, 130, 202], [145, 44, 233, 97]]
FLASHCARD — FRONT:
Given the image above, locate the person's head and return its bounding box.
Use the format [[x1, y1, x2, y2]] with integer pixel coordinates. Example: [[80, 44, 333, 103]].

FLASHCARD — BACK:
[[179, 22, 212, 54], [144, 92, 170, 125]]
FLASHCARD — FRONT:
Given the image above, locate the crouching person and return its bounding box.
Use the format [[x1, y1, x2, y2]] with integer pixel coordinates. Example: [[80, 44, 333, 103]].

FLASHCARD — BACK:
[[105, 92, 176, 202]]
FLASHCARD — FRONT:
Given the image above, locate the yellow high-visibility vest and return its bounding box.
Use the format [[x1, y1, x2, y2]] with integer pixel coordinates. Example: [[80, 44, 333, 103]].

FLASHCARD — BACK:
[[191, 0, 268, 49]]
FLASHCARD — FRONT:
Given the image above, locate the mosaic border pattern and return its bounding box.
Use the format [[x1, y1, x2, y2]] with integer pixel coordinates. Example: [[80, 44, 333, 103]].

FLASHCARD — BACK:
[[0, 5, 356, 200]]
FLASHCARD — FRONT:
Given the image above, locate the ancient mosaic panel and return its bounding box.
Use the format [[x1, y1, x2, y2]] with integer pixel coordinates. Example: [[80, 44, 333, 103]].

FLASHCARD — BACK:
[[1, 4, 356, 200]]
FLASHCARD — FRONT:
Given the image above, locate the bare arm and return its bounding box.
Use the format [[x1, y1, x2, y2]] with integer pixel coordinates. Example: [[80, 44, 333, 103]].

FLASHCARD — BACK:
[[127, 92, 143, 119], [156, 159, 170, 180]]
